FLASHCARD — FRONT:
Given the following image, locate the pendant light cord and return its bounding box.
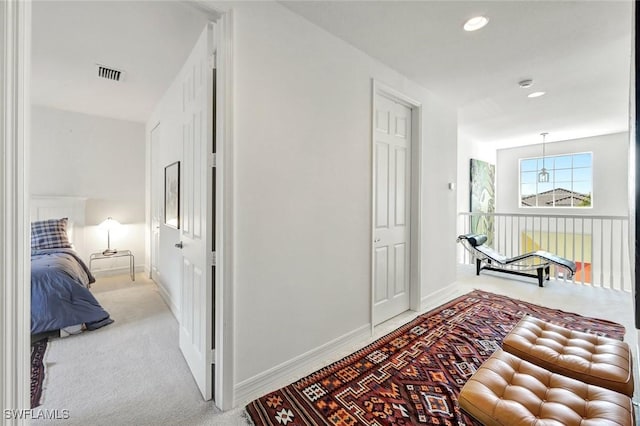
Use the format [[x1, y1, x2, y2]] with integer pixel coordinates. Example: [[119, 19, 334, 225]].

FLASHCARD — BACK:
[[541, 132, 548, 167]]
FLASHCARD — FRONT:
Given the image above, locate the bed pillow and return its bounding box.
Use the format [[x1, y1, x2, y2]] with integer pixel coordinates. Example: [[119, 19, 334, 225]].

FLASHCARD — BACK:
[[31, 218, 72, 250]]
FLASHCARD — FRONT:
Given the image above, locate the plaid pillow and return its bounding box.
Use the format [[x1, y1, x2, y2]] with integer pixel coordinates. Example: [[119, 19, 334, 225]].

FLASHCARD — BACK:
[[31, 218, 72, 250]]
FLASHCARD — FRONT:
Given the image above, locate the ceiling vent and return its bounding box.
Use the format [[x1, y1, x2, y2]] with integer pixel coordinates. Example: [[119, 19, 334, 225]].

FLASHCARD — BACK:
[[97, 64, 124, 82]]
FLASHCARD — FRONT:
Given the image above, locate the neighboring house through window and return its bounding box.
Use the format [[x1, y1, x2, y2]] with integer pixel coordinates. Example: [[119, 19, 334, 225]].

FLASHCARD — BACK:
[[519, 152, 592, 207]]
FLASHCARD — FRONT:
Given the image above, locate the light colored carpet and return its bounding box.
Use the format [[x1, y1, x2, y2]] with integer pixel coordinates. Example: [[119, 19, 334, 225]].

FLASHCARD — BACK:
[[34, 274, 249, 425], [33, 268, 637, 424]]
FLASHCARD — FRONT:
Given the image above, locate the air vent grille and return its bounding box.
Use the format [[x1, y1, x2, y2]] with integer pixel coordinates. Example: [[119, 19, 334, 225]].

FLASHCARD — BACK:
[[97, 64, 123, 81]]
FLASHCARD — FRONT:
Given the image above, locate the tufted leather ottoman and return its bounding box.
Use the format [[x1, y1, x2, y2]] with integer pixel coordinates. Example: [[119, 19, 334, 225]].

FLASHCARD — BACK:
[[458, 350, 634, 426], [502, 315, 633, 396]]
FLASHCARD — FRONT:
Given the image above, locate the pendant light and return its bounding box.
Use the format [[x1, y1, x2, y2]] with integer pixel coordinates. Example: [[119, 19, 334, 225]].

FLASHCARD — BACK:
[[538, 132, 550, 183]]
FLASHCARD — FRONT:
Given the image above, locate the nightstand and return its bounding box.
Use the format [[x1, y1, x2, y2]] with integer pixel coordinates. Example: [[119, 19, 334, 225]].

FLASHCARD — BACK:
[[89, 250, 135, 281]]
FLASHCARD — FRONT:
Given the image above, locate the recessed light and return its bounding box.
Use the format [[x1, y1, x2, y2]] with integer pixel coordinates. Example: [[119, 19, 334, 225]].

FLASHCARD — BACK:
[[463, 16, 489, 32], [528, 91, 546, 98]]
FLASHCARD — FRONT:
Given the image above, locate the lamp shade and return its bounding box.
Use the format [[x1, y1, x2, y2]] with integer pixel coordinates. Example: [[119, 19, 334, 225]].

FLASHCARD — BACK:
[[99, 217, 120, 231], [538, 168, 550, 183]]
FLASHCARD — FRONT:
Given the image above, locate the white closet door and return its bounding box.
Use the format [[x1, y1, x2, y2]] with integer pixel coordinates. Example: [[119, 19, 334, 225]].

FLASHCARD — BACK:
[[373, 93, 411, 325]]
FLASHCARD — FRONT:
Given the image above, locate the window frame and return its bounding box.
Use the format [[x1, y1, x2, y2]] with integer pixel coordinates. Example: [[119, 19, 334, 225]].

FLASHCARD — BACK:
[[518, 151, 593, 209]]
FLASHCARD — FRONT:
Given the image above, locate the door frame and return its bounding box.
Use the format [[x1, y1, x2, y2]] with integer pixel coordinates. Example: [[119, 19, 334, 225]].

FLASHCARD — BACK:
[[370, 80, 423, 330], [1, 0, 31, 418], [180, 3, 235, 409], [211, 9, 235, 411]]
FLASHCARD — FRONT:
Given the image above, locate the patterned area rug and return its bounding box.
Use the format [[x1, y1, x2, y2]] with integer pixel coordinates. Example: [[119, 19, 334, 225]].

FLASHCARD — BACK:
[[31, 339, 48, 408], [246, 290, 625, 425]]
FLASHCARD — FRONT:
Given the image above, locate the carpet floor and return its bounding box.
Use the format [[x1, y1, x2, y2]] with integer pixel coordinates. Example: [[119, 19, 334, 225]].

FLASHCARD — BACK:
[[246, 289, 625, 425], [31, 274, 234, 425], [31, 339, 48, 408]]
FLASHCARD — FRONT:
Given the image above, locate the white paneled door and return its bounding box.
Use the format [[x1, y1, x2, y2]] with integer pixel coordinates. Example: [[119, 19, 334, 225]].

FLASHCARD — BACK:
[[373, 93, 411, 325], [178, 24, 214, 400]]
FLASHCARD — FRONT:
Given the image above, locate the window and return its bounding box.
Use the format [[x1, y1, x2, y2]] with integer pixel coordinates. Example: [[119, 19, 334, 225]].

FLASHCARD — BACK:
[[519, 152, 592, 208]]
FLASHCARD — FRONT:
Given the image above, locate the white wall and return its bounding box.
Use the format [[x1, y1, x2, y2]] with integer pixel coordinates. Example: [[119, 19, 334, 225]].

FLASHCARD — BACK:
[[145, 46, 191, 312], [30, 105, 146, 271], [457, 132, 497, 214], [496, 132, 629, 216], [227, 1, 458, 386], [146, 2, 457, 401]]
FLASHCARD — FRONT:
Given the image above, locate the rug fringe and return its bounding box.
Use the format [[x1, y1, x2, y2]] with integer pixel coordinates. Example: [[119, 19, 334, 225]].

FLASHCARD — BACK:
[[241, 408, 256, 426], [38, 338, 51, 407]]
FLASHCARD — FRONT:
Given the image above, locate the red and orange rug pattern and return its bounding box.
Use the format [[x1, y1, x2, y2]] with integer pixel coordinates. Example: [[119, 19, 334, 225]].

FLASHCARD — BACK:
[[246, 290, 625, 426], [31, 338, 48, 408]]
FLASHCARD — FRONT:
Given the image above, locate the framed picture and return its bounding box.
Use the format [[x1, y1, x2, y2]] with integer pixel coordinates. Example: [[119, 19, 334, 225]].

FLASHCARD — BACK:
[[164, 161, 180, 229]]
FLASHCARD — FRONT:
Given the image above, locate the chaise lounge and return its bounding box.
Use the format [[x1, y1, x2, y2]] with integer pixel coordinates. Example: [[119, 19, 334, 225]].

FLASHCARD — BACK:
[[457, 233, 577, 287]]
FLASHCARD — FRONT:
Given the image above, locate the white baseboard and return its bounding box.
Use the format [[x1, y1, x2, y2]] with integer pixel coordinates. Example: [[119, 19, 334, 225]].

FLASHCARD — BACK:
[[91, 265, 144, 278], [153, 277, 180, 320], [234, 285, 465, 406], [420, 281, 461, 312], [234, 323, 370, 406]]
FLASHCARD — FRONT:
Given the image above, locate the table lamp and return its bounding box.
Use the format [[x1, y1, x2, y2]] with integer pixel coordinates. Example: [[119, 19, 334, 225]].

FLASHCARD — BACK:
[[99, 217, 120, 255]]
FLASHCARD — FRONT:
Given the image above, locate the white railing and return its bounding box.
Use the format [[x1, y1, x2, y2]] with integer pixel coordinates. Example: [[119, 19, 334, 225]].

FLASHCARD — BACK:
[[458, 212, 632, 292]]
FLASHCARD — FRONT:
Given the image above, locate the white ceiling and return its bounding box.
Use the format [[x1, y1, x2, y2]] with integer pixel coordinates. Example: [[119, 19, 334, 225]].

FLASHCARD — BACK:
[[31, 1, 210, 123], [32, 1, 632, 147], [281, 0, 633, 148]]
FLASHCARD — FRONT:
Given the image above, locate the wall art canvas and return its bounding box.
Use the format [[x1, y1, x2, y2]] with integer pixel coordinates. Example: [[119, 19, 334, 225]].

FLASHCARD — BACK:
[[470, 158, 495, 245]]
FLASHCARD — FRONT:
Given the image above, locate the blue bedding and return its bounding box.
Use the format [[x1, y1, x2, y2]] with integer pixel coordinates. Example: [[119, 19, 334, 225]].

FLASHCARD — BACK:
[[31, 248, 113, 334]]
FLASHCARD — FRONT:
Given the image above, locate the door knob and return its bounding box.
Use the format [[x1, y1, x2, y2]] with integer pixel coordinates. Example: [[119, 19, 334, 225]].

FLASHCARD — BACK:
[[374, 238, 381, 243], [175, 241, 183, 249]]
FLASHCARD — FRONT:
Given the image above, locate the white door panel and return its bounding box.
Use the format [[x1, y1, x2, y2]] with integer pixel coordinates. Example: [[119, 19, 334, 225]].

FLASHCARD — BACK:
[[373, 94, 411, 325], [178, 24, 214, 401], [375, 143, 389, 228]]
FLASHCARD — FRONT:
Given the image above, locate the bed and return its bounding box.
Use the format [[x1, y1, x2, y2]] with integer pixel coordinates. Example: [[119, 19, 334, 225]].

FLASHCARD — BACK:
[[30, 197, 113, 335]]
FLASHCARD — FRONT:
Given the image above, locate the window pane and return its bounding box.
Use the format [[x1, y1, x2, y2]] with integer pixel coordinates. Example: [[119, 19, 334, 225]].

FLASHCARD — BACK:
[[521, 183, 537, 197], [538, 158, 552, 170], [521, 171, 537, 184], [573, 181, 591, 194], [538, 182, 553, 193], [521, 159, 537, 172], [555, 169, 571, 182], [573, 153, 592, 168], [554, 182, 572, 192], [554, 155, 571, 169], [521, 198, 535, 207], [573, 168, 591, 181], [576, 195, 591, 207]]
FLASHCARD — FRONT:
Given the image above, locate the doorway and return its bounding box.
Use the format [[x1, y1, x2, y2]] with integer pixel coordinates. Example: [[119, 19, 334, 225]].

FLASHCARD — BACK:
[[0, 1, 234, 414], [372, 82, 423, 326]]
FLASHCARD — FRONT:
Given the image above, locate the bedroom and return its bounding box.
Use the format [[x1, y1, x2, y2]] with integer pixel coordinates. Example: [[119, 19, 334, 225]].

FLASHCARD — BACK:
[[25, 0, 217, 419], [1, 0, 637, 424]]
